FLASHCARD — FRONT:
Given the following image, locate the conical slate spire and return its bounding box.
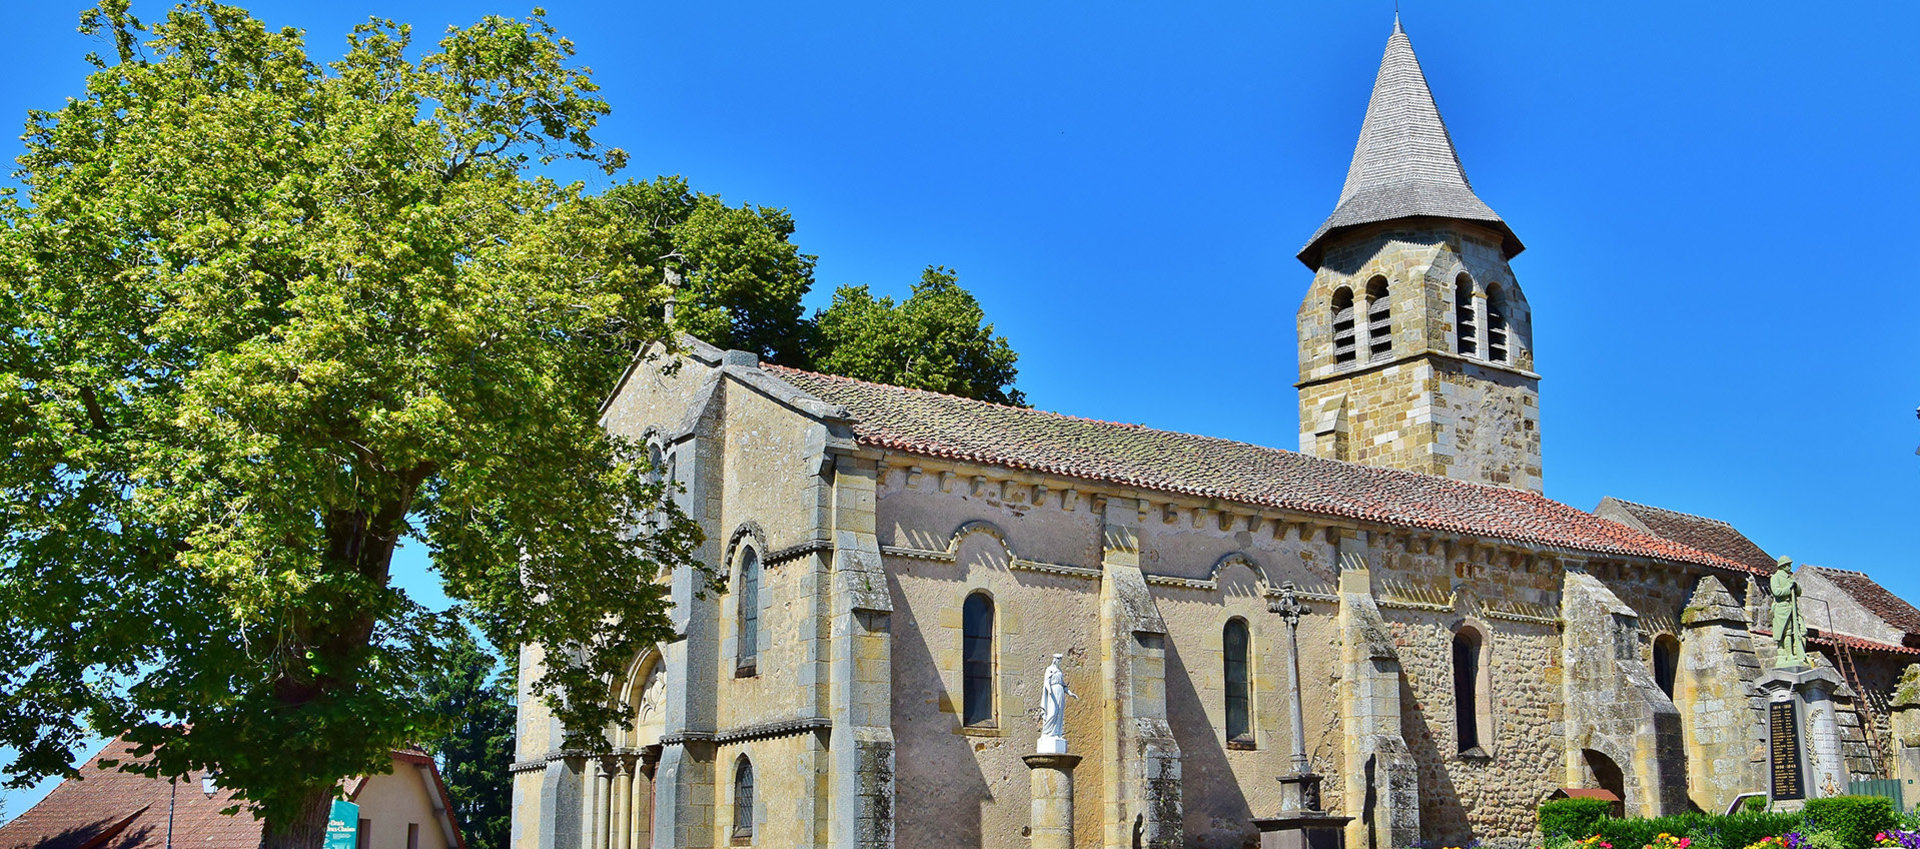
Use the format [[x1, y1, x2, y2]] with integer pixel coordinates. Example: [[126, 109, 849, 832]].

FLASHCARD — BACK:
[[1298, 20, 1521, 268]]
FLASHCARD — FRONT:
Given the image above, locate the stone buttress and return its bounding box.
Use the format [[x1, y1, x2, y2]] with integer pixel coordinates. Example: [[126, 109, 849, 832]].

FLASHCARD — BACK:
[[1560, 570, 1687, 816], [1334, 534, 1419, 849], [1676, 575, 1766, 813], [1099, 497, 1183, 849]]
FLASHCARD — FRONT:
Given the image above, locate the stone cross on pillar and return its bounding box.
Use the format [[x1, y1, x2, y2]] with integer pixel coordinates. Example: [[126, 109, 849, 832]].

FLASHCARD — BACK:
[[1276, 583, 1311, 777], [1256, 582, 1352, 849]]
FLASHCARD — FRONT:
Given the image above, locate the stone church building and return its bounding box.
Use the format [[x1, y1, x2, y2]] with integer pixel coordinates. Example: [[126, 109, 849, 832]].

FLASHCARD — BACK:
[[509, 19, 1920, 849]]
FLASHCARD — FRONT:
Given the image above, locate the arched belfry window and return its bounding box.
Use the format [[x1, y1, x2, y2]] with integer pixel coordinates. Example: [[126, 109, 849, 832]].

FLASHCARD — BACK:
[[1452, 627, 1484, 753], [732, 756, 755, 841], [1653, 634, 1679, 699], [1454, 274, 1478, 357], [1365, 276, 1392, 360], [1330, 287, 1357, 365], [1486, 284, 1510, 363], [962, 593, 995, 727], [1224, 618, 1252, 745], [736, 547, 760, 674]]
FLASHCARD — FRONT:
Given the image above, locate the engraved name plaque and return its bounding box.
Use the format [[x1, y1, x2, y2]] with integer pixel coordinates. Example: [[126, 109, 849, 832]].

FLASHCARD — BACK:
[[1769, 700, 1805, 801]]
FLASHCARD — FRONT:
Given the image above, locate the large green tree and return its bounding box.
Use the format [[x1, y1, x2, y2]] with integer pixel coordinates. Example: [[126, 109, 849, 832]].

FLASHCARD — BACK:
[[811, 266, 1025, 405], [416, 630, 515, 849], [0, 4, 700, 848], [569, 177, 817, 366]]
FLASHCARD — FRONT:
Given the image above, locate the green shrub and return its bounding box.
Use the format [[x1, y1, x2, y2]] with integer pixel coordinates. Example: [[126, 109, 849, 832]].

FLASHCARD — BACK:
[[1594, 813, 1704, 848], [1743, 796, 1769, 814], [1541, 798, 1615, 842], [1802, 796, 1897, 849], [1589, 811, 1798, 849], [1712, 812, 1806, 849]]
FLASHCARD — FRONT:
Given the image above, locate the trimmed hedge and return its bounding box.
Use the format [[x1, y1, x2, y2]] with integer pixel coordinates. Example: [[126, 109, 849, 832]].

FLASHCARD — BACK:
[[1802, 797, 1898, 849], [1541, 798, 1614, 842], [1538, 796, 1896, 849]]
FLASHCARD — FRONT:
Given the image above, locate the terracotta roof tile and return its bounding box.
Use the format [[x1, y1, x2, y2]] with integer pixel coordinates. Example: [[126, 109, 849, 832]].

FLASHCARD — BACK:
[[768, 366, 1752, 573], [0, 738, 258, 849], [1593, 498, 1778, 574], [1806, 566, 1920, 639]]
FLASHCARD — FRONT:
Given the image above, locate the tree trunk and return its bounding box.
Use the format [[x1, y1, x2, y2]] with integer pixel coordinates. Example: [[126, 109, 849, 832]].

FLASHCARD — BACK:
[[261, 785, 335, 849]]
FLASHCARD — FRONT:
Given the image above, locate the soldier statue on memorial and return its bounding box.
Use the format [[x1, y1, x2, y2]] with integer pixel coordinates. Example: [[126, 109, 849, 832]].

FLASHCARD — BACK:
[[1771, 556, 1809, 669]]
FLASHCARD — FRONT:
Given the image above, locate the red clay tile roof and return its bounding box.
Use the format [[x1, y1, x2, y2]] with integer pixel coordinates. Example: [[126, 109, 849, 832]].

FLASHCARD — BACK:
[[0, 738, 257, 849], [1806, 567, 1920, 639], [768, 367, 1753, 573], [1593, 497, 1777, 574]]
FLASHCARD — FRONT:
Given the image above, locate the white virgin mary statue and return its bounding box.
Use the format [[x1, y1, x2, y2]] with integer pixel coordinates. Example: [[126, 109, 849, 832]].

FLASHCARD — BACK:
[[1038, 653, 1077, 754]]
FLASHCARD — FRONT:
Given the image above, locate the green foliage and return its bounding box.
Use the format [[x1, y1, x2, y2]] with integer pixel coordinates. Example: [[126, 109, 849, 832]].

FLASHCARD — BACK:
[[1590, 811, 1801, 849], [1715, 813, 1809, 849], [417, 629, 515, 849], [810, 265, 1025, 405], [1746, 796, 1770, 814], [565, 177, 816, 365], [0, 1, 701, 843], [1540, 797, 1614, 842], [1802, 796, 1898, 849]]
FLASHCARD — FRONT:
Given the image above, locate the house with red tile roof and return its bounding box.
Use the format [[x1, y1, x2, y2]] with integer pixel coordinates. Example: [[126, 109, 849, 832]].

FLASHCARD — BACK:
[[509, 18, 1920, 849], [1, 738, 462, 849]]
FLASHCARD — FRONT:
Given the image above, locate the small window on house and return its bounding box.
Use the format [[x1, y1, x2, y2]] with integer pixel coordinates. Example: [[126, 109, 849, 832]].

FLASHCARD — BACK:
[[1224, 618, 1252, 745], [356, 821, 371, 849], [1331, 287, 1357, 365], [1486, 284, 1510, 363], [1452, 628, 1482, 753], [1454, 274, 1478, 356], [963, 592, 996, 727], [1653, 634, 1679, 699], [406, 823, 420, 849], [737, 547, 760, 674], [732, 757, 755, 842], [1365, 276, 1392, 360]]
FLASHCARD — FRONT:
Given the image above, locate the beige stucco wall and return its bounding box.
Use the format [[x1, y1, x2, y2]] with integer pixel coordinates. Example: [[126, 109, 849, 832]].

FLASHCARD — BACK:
[[356, 765, 454, 849]]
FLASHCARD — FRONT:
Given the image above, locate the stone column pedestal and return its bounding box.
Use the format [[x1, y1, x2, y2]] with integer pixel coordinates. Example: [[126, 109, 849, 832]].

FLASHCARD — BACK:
[[1255, 773, 1353, 849], [1023, 754, 1080, 849], [1757, 666, 1846, 802]]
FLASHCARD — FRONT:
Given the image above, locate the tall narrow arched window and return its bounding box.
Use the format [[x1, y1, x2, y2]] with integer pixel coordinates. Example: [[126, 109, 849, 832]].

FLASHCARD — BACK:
[[962, 593, 995, 727], [737, 547, 759, 674], [731, 756, 754, 841], [1454, 273, 1478, 357], [1452, 628, 1482, 753], [1653, 634, 1679, 699], [1365, 276, 1393, 360], [1486, 284, 1510, 363], [646, 443, 665, 485], [1330, 287, 1357, 365], [1224, 618, 1252, 745]]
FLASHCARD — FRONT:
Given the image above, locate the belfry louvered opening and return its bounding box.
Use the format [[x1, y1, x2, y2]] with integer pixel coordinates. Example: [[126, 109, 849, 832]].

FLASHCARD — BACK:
[[1331, 287, 1357, 364], [1455, 273, 1477, 356], [1365, 276, 1392, 360], [1486, 284, 1509, 362]]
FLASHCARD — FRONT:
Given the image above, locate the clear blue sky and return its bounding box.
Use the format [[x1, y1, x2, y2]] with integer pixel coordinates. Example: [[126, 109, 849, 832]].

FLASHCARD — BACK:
[[4, 0, 1918, 822]]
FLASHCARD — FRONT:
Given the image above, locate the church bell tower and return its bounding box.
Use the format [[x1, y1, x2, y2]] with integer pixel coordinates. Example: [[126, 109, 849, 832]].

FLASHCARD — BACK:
[[1296, 18, 1542, 493]]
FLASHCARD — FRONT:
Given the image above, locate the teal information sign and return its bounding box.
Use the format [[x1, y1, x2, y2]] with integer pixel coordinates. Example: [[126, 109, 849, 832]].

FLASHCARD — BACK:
[[324, 800, 360, 849]]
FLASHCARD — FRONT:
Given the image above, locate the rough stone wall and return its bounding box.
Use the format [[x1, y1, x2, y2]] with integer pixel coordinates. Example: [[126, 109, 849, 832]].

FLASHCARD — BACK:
[[1676, 576, 1767, 813], [1561, 570, 1688, 817], [1295, 222, 1541, 492], [1349, 533, 1564, 846]]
